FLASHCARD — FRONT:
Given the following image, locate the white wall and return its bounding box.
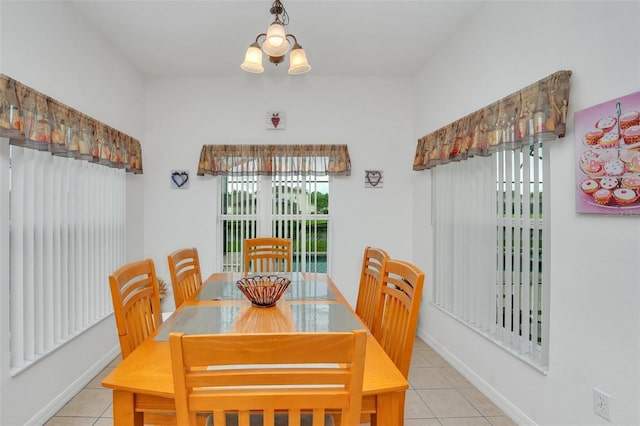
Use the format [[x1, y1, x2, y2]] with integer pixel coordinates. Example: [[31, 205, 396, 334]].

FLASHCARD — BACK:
[[142, 75, 416, 311], [5, 1, 637, 425], [0, 2, 145, 425], [412, 2, 640, 425]]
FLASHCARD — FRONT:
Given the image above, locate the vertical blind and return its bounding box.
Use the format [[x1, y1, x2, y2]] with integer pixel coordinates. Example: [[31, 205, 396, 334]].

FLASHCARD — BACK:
[[219, 173, 330, 274], [432, 141, 549, 367], [214, 145, 335, 274], [220, 175, 260, 272], [9, 146, 125, 373]]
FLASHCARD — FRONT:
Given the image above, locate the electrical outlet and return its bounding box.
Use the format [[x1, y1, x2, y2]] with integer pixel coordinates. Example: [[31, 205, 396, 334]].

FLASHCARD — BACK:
[[593, 388, 611, 421]]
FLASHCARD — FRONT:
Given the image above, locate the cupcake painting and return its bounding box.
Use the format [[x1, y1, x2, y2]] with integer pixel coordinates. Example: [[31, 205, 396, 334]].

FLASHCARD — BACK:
[[575, 91, 640, 214]]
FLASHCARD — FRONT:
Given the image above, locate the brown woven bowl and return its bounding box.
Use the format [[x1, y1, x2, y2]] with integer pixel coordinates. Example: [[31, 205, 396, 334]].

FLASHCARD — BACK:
[[236, 275, 291, 308]]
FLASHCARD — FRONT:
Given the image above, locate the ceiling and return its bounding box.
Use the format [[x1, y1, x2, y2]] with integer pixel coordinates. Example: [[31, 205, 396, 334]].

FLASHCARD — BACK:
[[70, 0, 485, 78]]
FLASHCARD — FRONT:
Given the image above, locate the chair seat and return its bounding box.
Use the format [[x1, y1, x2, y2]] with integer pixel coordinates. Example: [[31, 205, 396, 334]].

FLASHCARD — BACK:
[[205, 413, 334, 426]]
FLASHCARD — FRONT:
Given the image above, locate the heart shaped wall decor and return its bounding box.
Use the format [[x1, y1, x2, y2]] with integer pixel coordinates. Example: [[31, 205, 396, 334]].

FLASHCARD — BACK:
[[171, 171, 189, 188]]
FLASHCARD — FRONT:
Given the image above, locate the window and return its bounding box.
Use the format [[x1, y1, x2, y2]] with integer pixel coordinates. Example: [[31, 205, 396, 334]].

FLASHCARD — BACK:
[[218, 173, 330, 273], [431, 141, 549, 368], [9, 146, 125, 374], [199, 144, 349, 275]]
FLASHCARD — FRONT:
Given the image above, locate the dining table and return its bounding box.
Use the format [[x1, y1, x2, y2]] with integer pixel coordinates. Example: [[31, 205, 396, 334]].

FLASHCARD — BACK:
[[101, 271, 408, 425]]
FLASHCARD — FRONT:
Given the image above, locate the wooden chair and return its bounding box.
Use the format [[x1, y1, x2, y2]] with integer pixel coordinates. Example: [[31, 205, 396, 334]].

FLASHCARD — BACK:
[[354, 247, 389, 330], [371, 258, 425, 378], [168, 247, 203, 309], [358, 258, 424, 425], [243, 237, 292, 273], [110, 259, 178, 424], [169, 330, 367, 426], [109, 259, 164, 359]]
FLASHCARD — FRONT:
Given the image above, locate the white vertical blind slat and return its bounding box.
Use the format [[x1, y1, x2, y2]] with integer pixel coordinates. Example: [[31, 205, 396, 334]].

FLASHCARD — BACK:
[[505, 151, 514, 348], [444, 168, 454, 312], [541, 143, 551, 366], [43, 154, 55, 351], [466, 161, 477, 326], [33, 152, 44, 356], [452, 163, 463, 318], [488, 155, 498, 336], [70, 160, 81, 335], [63, 160, 74, 341], [484, 156, 497, 334], [56, 157, 68, 343], [9, 147, 25, 368], [24, 149, 36, 361], [496, 151, 505, 344], [516, 150, 524, 353], [521, 148, 532, 355], [532, 142, 542, 358]]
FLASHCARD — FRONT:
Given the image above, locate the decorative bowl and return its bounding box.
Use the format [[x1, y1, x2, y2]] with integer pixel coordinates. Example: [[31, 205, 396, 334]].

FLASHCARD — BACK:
[[236, 275, 291, 308]]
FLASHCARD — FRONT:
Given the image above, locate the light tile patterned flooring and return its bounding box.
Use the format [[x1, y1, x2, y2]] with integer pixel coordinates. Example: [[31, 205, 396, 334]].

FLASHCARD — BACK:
[[45, 337, 517, 426]]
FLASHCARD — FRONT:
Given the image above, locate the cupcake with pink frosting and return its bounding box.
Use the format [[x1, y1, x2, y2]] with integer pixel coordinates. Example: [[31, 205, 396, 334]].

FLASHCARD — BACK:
[[613, 188, 639, 205], [593, 189, 613, 205]]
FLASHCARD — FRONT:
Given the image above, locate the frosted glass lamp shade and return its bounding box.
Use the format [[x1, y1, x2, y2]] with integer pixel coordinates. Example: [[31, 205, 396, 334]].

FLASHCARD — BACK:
[[265, 22, 286, 48], [288, 44, 311, 75], [241, 43, 264, 73], [262, 37, 289, 57]]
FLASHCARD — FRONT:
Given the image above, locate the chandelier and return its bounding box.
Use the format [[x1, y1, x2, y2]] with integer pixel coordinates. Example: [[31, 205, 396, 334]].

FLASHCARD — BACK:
[[241, 0, 311, 75]]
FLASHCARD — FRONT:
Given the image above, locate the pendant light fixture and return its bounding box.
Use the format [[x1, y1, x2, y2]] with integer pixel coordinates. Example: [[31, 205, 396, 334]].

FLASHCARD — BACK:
[[241, 0, 311, 75]]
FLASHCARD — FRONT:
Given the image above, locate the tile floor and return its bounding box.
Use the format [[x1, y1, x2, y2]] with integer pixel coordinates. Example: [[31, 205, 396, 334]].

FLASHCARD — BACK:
[[45, 337, 517, 426]]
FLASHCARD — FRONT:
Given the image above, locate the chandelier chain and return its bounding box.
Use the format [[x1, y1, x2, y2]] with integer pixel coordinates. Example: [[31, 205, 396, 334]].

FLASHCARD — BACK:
[[270, 0, 290, 26]]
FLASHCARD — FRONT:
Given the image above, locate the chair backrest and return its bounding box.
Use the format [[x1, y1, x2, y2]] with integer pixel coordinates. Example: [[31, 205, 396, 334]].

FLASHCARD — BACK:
[[243, 237, 292, 273], [371, 258, 425, 378], [109, 259, 163, 358], [354, 247, 389, 330], [170, 330, 367, 426], [168, 247, 203, 309]]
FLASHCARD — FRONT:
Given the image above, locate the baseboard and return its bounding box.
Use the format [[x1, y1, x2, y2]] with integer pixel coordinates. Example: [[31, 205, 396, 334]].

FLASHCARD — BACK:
[[416, 327, 536, 426], [25, 345, 121, 426]]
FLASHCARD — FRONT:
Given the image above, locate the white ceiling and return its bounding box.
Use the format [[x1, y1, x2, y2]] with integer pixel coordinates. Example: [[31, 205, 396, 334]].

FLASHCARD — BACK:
[[70, 0, 485, 78]]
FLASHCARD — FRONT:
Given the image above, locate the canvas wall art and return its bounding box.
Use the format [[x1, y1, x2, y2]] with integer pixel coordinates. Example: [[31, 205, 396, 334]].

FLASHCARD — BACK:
[[575, 91, 640, 215]]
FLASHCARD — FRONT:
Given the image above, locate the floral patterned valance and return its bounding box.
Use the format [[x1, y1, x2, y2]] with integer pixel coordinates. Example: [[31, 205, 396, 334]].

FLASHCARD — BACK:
[[413, 70, 572, 171], [197, 144, 351, 176], [0, 74, 143, 173]]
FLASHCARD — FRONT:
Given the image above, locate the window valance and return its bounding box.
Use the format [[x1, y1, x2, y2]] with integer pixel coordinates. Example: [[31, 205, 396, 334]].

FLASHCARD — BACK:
[[197, 144, 351, 176], [413, 70, 572, 171], [0, 74, 143, 174]]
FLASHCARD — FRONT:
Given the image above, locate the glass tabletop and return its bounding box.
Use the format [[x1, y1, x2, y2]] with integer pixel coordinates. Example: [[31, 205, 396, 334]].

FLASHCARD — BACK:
[[154, 303, 365, 341], [195, 280, 336, 301]]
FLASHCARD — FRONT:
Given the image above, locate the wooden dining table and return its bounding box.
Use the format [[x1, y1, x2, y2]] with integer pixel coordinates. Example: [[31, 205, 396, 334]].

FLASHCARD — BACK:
[[102, 272, 408, 425]]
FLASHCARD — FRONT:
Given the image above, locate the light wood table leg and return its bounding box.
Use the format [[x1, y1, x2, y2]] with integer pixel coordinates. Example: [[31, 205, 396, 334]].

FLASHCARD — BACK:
[[112, 390, 144, 426], [373, 390, 405, 426]]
